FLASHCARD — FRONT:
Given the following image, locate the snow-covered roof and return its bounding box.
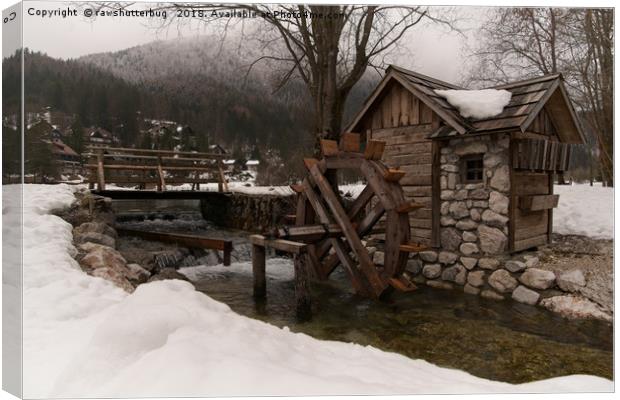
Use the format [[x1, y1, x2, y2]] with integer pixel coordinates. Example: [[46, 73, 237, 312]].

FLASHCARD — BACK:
[[246, 160, 260, 166], [434, 89, 512, 119], [223, 159, 236, 165], [346, 65, 585, 144]]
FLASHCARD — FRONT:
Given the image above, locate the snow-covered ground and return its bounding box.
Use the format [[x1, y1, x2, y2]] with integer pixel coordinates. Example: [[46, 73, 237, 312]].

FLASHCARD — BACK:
[[5, 184, 613, 397], [554, 183, 613, 239]]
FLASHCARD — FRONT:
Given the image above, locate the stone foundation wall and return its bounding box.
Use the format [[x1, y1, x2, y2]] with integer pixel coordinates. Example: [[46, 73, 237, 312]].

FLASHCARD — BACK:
[[405, 133, 520, 299]]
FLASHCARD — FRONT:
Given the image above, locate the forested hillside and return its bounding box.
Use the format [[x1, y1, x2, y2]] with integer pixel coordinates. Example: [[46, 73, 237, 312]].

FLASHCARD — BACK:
[[3, 38, 377, 170]]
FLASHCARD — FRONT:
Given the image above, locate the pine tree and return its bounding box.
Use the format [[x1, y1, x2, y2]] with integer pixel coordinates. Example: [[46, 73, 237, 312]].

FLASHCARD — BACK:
[[69, 116, 85, 155]]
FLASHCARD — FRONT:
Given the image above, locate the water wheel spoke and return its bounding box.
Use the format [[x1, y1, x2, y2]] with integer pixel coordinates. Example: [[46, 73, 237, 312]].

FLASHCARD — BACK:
[[329, 238, 368, 295], [293, 150, 411, 298], [309, 165, 386, 297], [347, 184, 375, 220], [359, 161, 396, 210], [316, 184, 375, 261]]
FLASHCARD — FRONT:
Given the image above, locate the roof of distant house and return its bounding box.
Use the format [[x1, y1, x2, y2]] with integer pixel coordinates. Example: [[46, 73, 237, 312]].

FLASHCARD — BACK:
[[50, 139, 79, 157]]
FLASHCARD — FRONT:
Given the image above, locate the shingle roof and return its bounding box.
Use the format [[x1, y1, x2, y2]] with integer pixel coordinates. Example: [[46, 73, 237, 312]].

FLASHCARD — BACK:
[[348, 65, 584, 144]]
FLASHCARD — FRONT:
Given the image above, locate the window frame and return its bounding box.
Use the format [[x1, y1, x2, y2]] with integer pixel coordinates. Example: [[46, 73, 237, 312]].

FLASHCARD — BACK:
[[460, 153, 484, 184]]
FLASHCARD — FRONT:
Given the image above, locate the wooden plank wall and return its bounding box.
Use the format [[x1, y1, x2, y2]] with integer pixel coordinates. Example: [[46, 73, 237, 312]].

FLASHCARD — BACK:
[[511, 172, 550, 251], [361, 82, 437, 245], [528, 108, 557, 136], [510, 106, 559, 252]]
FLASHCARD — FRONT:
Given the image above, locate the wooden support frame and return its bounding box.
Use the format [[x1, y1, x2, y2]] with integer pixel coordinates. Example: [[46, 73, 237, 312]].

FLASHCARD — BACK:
[[249, 234, 311, 318], [117, 228, 233, 266]]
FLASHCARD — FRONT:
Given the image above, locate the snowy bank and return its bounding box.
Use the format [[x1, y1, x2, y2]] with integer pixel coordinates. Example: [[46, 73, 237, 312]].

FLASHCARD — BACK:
[[554, 184, 613, 239], [13, 184, 611, 397], [435, 89, 512, 119]]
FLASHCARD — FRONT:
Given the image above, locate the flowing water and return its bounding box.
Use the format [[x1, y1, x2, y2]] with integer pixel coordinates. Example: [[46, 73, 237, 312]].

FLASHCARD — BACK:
[[117, 209, 613, 384]]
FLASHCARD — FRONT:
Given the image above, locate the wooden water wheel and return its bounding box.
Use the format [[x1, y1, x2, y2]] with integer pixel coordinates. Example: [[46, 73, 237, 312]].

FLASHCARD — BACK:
[[270, 133, 428, 299]]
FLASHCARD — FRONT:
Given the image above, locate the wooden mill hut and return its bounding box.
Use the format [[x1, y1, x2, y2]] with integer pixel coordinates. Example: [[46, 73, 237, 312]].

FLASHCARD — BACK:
[[346, 65, 584, 255]]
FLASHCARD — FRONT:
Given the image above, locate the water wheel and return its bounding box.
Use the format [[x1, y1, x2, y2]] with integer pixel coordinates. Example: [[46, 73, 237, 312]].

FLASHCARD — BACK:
[[276, 134, 427, 299]]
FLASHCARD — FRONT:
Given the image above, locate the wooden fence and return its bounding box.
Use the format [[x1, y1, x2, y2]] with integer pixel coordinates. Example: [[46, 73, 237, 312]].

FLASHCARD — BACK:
[[85, 147, 228, 192]]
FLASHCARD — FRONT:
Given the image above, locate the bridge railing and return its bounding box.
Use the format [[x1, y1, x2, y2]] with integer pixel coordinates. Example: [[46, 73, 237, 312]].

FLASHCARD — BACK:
[[84, 147, 229, 192]]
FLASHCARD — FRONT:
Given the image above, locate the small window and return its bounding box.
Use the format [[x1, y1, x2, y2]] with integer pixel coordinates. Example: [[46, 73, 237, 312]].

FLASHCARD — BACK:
[[461, 154, 484, 183]]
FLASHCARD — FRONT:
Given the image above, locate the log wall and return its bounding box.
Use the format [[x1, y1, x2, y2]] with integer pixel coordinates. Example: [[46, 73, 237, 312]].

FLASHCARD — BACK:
[[360, 82, 438, 245]]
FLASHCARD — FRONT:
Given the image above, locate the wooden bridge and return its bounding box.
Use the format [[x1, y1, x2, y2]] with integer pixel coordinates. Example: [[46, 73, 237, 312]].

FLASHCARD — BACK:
[[85, 147, 229, 197]]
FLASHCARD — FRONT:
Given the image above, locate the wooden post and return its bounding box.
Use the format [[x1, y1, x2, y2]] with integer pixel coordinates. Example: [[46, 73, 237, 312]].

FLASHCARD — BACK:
[[156, 156, 166, 192], [217, 160, 228, 192], [96, 152, 106, 191], [252, 244, 266, 298], [223, 241, 232, 266], [294, 253, 312, 321]]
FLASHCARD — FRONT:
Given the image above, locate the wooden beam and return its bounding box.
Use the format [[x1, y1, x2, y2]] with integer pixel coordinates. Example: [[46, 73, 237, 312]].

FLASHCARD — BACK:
[[363, 140, 386, 160], [518, 194, 560, 211], [399, 242, 429, 253], [396, 202, 425, 213], [249, 234, 307, 254], [272, 224, 344, 241], [309, 164, 386, 297], [301, 178, 368, 293], [303, 158, 320, 171], [117, 228, 233, 266], [290, 184, 304, 193], [388, 275, 417, 292]]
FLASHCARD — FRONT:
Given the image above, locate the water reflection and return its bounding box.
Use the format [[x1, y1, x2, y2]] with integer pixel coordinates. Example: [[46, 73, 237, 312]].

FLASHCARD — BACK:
[[192, 264, 612, 384]]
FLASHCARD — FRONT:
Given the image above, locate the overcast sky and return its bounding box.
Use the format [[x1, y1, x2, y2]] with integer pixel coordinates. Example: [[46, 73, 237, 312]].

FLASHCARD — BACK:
[[19, 1, 488, 83]]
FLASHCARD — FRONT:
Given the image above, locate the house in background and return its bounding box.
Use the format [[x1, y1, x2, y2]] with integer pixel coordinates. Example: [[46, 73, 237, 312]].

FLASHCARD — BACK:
[[83, 127, 118, 149], [25, 119, 82, 178], [347, 65, 584, 256]]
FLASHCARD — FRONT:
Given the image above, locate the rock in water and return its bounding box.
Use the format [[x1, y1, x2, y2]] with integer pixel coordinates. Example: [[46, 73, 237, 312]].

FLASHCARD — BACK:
[[511, 285, 540, 305], [74, 231, 116, 248], [79, 242, 127, 273], [92, 267, 135, 293], [467, 271, 485, 287], [126, 263, 151, 284], [148, 268, 193, 285], [481, 289, 504, 301], [74, 221, 118, 239], [540, 295, 611, 322]]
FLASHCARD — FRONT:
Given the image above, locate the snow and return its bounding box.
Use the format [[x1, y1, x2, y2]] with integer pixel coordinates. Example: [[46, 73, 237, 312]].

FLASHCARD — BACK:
[[554, 183, 613, 239], [10, 184, 612, 397], [435, 89, 512, 119]]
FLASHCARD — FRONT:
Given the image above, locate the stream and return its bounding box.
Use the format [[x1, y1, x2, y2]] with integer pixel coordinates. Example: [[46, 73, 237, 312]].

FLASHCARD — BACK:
[[115, 204, 613, 385]]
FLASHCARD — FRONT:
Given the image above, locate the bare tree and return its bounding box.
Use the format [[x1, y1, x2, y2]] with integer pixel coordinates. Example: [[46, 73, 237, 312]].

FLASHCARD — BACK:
[[466, 7, 613, 185], [565, 10, 614, 186], [85, 3, 455, 154]]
